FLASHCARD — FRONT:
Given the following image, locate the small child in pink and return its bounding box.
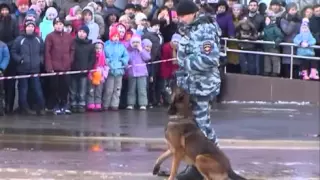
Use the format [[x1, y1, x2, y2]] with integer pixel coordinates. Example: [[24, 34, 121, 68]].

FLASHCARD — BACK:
[[87, 40, 109, 111]]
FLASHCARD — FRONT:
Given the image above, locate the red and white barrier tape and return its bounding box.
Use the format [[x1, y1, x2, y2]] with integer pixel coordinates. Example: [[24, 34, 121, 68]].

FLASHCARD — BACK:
[[0, 58, 177, 80]]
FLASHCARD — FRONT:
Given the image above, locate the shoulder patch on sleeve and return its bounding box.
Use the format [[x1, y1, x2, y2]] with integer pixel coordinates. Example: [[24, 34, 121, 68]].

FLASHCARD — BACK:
[[202, 41, 212, 54]]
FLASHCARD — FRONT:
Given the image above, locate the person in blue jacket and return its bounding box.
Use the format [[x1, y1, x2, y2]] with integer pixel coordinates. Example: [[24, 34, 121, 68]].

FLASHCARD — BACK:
[[293, 18, 317, 80], [0, 40, 10, 116], [103, 26, 129, 110]]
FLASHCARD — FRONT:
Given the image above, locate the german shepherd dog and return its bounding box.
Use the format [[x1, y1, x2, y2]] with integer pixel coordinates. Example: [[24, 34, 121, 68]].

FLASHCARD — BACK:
[[152, 87, 247, 180]]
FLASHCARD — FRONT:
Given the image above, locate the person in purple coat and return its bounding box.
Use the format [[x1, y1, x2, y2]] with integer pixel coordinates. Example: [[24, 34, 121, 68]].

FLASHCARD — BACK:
[[216, 0, 235, 38], [126, 34, 151, 110]]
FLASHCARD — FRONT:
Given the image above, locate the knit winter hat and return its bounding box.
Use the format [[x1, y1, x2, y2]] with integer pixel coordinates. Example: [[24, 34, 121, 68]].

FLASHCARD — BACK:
[[45, 7, 58, 19], [25, 20, 36, 28], [16, 0, 28, 6], [131, 34, 141, 43], [270, 0, 282, 6], [300, 18, 310, 32], [171, 33, 182, 43], [135, 12, 147, 23], [130, 34, 141, 47], [232, 3, 243, 10], [109, 27, 120, 40], [26, 9, 37, 18], [94, 39, 104, 47], [79, 25, 90, 35], [285, 2, 297, 12], [53, 17, 64, 25], [176, 0, 199, 16], [150, 19, 160, 27], [29, 5, 41, 13], [142, 38, 152, 47], [69, 5, 82, 16]]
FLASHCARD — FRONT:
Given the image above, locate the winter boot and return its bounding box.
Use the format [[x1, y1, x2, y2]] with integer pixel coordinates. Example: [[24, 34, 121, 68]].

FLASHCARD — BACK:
[[309, 68, 319, 80], [95, 104, 102, 111], [87, 104, 95, 111], [301, 70, 310, 80], [176, 165, 203, 180]]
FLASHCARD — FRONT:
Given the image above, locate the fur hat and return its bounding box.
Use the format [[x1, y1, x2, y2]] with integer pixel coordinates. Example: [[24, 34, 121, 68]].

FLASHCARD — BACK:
[[142, 38, 152, 47], [45, 7, 58, 19], [176, 0, 199, 16]]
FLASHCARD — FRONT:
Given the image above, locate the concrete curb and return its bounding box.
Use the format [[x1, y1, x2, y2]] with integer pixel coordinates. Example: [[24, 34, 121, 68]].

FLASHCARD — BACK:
[[0, 134, 319, 150], [0, 169, 318, 180]]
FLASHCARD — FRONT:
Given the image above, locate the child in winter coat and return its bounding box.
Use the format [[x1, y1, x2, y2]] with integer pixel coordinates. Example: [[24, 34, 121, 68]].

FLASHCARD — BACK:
[[63, 20, 76, 38], [0, 40, 10, 116], [263, 15, 284, 77], [70, 25, 95, 113], [293, 18, 318, 80], [82, 6, 99, 42], [236, 17, 259, 75], [23, 9, 40, 35], [159, 33, 181, 105], [87, 40, 109, 111], [126, 35, 151, 110], [39, 7, 58, 40], [103, 27, 129, 110], [65, 5, 83, 34], [142, 19, 164, 107]]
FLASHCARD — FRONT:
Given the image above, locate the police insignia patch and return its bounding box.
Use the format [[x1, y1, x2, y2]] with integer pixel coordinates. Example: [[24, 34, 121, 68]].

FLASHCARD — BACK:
[[203, 41, 212, 54]]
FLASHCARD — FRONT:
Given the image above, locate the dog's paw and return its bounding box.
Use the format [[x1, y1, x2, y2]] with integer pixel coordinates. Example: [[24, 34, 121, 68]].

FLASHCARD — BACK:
[[152, 165, 161, 175], [157, 170, 170, 177]]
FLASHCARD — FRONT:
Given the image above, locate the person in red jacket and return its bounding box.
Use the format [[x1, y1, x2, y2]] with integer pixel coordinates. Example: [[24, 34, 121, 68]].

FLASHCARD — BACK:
[[45, 17, 75, 115], [159, 33, 181, 105]]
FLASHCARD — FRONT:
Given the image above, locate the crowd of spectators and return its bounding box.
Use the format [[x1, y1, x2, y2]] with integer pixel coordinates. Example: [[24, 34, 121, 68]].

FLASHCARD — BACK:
[[0, 0, 319, 116]]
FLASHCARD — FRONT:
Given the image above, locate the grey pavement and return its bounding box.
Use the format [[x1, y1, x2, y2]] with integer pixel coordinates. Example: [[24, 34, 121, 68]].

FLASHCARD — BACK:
[[0, 104, 319, 140], [0, 104, 319, 179]]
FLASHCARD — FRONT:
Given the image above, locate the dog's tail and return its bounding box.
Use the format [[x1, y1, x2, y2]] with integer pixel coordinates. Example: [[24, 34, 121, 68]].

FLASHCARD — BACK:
[[228, 169, 247, 180]]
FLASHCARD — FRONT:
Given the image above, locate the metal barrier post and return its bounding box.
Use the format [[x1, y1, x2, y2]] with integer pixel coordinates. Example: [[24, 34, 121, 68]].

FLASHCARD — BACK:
[[290, 46, 294, 79], [224, 39, 227, 74]]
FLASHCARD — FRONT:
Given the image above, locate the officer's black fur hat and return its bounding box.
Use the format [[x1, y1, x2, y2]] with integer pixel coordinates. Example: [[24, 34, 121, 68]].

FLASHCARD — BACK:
[[176, 0, 199, 16]]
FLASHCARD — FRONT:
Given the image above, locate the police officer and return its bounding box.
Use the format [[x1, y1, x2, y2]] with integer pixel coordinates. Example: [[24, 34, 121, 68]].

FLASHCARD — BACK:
[[175, 0, 221, 179]]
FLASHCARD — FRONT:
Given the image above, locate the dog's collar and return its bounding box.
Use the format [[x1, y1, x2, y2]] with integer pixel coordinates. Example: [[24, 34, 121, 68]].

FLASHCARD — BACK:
[[168, 115, 185, 119]]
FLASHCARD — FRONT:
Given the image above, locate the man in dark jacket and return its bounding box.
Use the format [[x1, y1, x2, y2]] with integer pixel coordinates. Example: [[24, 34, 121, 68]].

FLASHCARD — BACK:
[[0, 0, 19, 114], [310, 4, 320, 59], [11, 20, 45, 115], [142, 19, 163, 107], [45, 17, 75, 115], [248, 0, 265, 75]]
